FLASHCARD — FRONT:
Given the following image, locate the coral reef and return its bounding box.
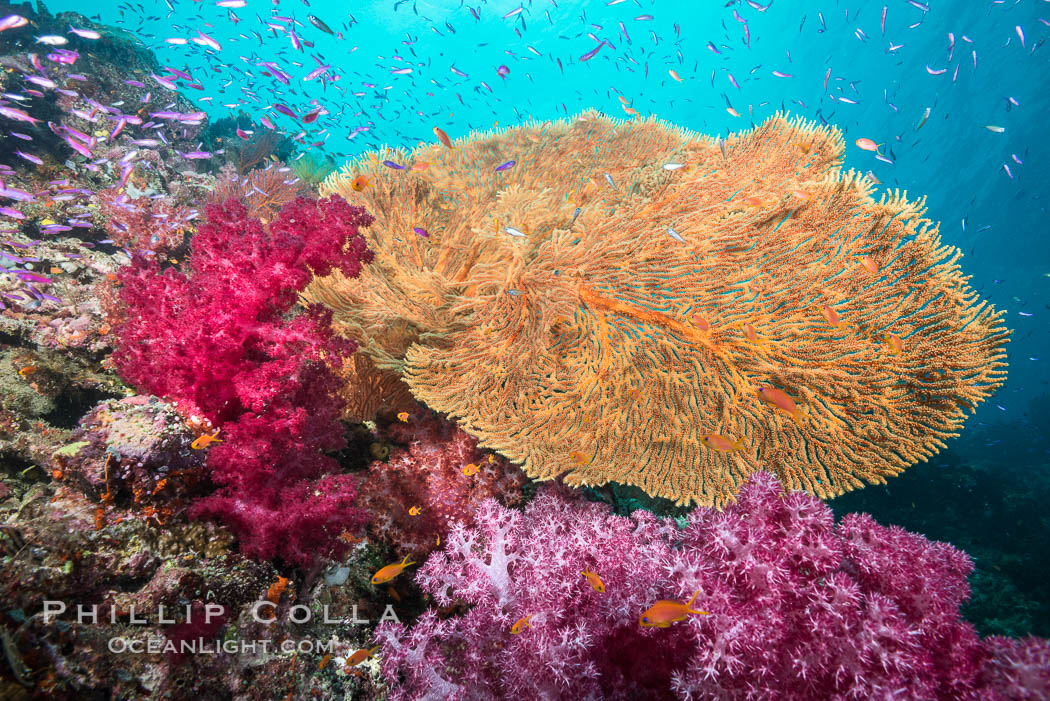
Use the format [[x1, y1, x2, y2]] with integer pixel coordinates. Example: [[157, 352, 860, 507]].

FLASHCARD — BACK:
[[357, 412, 529, 558], [0, 478, 390, 699], [111, 195, 374, 565], [377, 473, 1049, 699], [308, 112, 1009, 507]]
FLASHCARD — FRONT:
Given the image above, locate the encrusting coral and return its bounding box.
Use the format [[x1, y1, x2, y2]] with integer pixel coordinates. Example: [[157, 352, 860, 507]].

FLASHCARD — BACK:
[[308, 111, 1009, 507]]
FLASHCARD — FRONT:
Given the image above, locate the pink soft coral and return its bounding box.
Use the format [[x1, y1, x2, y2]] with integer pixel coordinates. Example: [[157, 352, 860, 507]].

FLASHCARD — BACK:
[[357, 412, 528, 558], [112, 195, 373, 565], [377, 473, 1050, 700]]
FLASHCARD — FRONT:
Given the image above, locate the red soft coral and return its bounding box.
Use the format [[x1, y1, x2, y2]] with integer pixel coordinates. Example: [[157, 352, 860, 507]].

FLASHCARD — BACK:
[[377, 473, 1050, 700], [357, 412, 528, 558], [112, 195, 373, 565]]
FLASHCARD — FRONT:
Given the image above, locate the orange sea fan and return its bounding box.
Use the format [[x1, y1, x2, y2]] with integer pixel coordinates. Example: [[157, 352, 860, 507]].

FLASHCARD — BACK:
[[305, 111, 1009, 507]]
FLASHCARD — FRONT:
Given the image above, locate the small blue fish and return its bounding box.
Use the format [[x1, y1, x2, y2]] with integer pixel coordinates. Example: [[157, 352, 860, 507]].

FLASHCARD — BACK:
[[383, 160, 406, 170], [666, 228, 685, 242], [504, 226, 526, 237], [495, 160, 516, 172], [570, 207, 581, 225], [604, 173, 616, 189]]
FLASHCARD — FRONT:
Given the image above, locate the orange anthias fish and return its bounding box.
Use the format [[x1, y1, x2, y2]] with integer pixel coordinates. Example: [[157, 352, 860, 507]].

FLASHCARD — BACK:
[[756, 386, 804, 424], [569, 450, 590, 466], [433, 126, 453, 149], [582, 570, 605, 593], [817, 304, 845, 328], [741, 322, 763, 345], [462, 463, 480, 476], [690, 313, 710, 333], [371, 555, 415, 585], [397, 411, 411, 422], [639, 590, 709, 628], [859, 255, 879, 274], [510, 615, 533, 634], [700, 434, 744, 452], [884, 332, 904, 355], [350, 175, 370, 192], [410, 161, 430, 172], [191, 430, 222, 450], [855, 137, 884, 154], [408, 506, 421, 516], [346, 646, 379, 667]]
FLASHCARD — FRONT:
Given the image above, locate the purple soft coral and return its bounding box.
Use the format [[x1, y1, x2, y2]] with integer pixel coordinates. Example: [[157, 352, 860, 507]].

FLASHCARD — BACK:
[[377, 473, 1050, 700], [112, 196, 373, 565]]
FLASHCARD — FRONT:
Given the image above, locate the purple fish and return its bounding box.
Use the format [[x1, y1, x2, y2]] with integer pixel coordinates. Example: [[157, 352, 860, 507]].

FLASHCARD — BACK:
[[124, 79, 146, 87], [274, 103, 298, 119], [0, 206, 25, 219], [13, 271, 51, 284], [496, 64, 510, 77], [580, 41, 607, 62], [413, 227, 429, 238], [0, 14, 29, 32], [0, 185, 33, 201], [151, 73, 177, 90], [182, 151, 212, 159], [494, 160, 516, 172], [47, 50, 79, 65], [304, 64, 330, 81], [26, 75, 56, 89], [15, 151, 42, 165], [382, 160, 406, 170], [0, 106, 41, 125], [64, 136, 92, 158]]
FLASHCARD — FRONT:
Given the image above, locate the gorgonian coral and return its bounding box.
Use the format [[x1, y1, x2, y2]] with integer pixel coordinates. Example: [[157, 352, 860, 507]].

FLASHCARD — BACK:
[[307, 111, 1008, 507], [208, 162, 305, 224], [112, 195, 374, 565], [377, 473, 1049, 699], [357, 413, 528, 558]]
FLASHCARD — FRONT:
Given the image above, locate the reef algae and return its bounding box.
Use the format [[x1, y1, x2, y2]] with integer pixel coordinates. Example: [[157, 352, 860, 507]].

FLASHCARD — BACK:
[[310, 111, 1009, 507]]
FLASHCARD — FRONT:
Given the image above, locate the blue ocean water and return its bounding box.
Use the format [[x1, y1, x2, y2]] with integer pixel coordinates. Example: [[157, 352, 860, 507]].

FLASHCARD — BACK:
[[42, 0, 1050, 630]]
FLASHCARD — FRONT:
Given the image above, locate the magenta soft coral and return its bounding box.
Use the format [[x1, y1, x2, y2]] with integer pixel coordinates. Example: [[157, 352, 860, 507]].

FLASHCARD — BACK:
[[112, 196, 373, 565], [357, 413, 527, 558], [377, 473, 1050, 700]]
